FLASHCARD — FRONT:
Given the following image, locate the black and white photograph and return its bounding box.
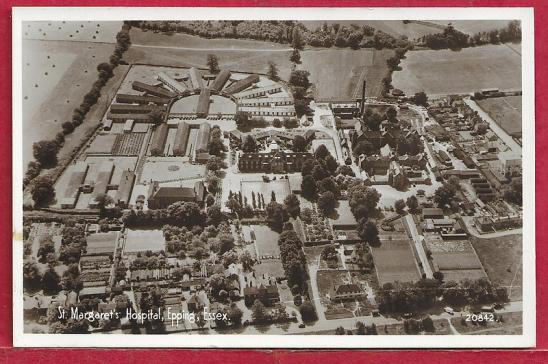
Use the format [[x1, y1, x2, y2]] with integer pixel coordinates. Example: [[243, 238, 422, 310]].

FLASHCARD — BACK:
[[12, 7, 535, 348]]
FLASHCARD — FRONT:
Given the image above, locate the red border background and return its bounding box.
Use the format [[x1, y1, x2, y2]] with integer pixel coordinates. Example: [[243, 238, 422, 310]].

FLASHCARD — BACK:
[[2, 0, 545, 362]]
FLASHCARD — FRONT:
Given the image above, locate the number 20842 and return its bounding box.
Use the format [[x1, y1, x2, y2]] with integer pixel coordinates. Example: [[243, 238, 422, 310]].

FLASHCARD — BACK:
[[465, 313, 495, 322]]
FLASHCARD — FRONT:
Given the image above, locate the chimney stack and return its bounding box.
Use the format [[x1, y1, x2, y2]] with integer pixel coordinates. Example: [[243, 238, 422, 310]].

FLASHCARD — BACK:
[[360, 79, 367, 115]]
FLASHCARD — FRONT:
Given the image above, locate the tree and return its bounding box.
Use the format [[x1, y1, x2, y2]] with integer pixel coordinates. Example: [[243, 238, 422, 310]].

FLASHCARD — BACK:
[[227, 303, 243, 326], [251, 299, 268, 322], [290, 48, 301, 64], [267, 61, 279, 81], [353, 140, 375, 158], [284, 194, 301, 218], [208, 138, 225, 156], [357, 218, 379, 245], [33, 140, 59, 167], [291, 27, 305, 50], [97, 62, 113, 78], [240, 250, 255, 271], [292, 135, 307, 152], [318, 177, 340, 198], [235, 111, 250, 128], [225, 198, 241, 214], [317, 191, 336, 216], [266, 201, 289, 231], [32, 176, 55, 207], [207, 54, 220, 74], [335, 326, 346, 335], [394, 199, 406, 214], [42, 267, 61, 295], [206, 174, 221, 193], [23, 261, 42, 291], [434, 185, 455, 208], [413, 91, 428, 107], [207, 156, 226, 172], [503, 178, 522, 206], [348, 184, 381, 219], [242, 135, 257, 152], [314, 144, 330, 159], [288, 70, 310, 89], [301, 175, 317, 199], [94, 193, 114, 214], [299, 301, 317, 322], [422, 316, 435, 332], [61, 121, 75, 135], [386, 106, 398, 122], [406, 195, 419, 213]]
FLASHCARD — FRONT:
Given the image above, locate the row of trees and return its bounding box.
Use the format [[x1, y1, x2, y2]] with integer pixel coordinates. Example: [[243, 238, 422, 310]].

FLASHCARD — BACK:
[[133, 20, 411, 51], [422, 21, 521, 51], [378, 278, 509, 314], [26, 23, 132, 195], [278, 227, 308, 294], [121, 201, 208, 228]]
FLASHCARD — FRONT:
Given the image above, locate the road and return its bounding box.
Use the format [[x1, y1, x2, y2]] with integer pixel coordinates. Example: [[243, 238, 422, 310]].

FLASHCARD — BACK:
[[464, 98, 522, 154], [132, 43, 293, 53], [309, 102, 346, 165], [404, 214, 434, 279]]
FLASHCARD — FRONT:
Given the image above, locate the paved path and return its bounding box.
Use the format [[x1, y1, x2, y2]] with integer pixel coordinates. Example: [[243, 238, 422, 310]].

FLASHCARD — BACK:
[[404, 214, 434, 279]]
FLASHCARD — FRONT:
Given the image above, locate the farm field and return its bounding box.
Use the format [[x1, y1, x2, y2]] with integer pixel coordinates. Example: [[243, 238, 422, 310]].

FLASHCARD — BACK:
[[301, 48, 393, 99], [23, 21, 121, 43], [22, 39, 124, 166], [371, 237, 421, 286], [429, 20, 511, 35], [476, 96, 522, 137], [392, 44, 521, 97], [470, 234, 522, 301]]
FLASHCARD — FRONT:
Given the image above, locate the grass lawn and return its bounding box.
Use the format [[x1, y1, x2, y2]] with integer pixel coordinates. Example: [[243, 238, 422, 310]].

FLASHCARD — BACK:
[[392, 44, 521, 96], [371, 237, 421, 286], [249, 225, 281, 257], [124, 229, 166, 253], [253, 259, 285, 279], [470, 234, 522, 300], [477, 96, 522, 137], [240, 179, 291, 210]]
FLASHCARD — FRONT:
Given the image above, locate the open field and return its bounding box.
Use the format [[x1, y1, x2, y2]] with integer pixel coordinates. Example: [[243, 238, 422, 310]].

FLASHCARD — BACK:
[[470, 234, 522, 301], [23, 21, 120, 43], [302, 48, 393, 100], [477, 96, 522, 137], [242, 224, 281, 258], [392, 45, 521, 96], [430, 20, 512, 35], [371, 237, 421, 285], [124, 229, 165, 253], [126, 28, 391, 100], [22, 39, 123, 166]]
